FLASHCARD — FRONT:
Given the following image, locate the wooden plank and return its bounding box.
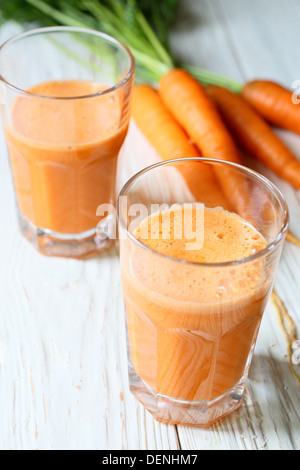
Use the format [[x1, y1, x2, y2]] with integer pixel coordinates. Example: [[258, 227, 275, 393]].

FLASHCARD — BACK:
[[0, 22, 180, 450], [170, 0, 300, 450], [169, 0, 244, 82], [214, 0, 300, 85]]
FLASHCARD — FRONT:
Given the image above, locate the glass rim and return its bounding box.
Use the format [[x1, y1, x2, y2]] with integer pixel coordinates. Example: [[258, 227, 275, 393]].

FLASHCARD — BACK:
[[118, 158, 289, 268], [0, 26, 135, 100]]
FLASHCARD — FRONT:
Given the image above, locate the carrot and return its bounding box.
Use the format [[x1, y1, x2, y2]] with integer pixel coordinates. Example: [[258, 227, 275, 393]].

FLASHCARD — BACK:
[[158, 69, 251, 217], [206, 84, 300, 190], [132, 84, 230, 209], [159, 69, 242, 164], [242, 80, 300, 135], [132, 84, 201, 161]]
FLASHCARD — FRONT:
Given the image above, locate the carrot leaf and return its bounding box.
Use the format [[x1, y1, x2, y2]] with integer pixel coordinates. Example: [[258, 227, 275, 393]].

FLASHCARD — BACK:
[[0, 0, 242, 89]]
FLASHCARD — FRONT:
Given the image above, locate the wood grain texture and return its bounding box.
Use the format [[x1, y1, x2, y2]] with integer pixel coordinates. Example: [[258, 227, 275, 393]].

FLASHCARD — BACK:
[[1, 0, 300, 450], [170, 0, 300, 450]]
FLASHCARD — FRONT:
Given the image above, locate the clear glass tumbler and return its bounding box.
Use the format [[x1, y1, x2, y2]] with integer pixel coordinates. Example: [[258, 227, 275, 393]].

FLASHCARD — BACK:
[[0, 27, 135, 258], [118, 158, 289, 427]]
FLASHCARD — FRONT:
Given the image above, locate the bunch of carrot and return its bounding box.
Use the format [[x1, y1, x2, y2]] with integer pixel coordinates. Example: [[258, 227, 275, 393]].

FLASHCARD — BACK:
[[132, 68, 300, 199]]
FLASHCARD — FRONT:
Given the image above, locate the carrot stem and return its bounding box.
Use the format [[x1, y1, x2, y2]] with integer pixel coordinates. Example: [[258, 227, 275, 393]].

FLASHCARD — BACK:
[[184, 65, 243, 94], [135, 10, 174, 68]]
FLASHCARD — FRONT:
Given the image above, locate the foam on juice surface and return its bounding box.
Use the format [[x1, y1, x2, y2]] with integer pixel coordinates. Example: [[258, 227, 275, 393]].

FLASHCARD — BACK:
[[133, 206, 267, 304]]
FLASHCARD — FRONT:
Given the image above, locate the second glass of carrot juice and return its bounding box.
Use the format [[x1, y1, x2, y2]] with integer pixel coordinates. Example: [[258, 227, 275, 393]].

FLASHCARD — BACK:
[[118, 158, 288, 427], [0, 27, 135, 258]]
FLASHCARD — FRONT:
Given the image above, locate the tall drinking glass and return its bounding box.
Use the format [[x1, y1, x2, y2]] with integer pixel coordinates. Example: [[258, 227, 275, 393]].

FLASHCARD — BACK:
[[0, 27, 135, 258], [118, 158, 289, 427]]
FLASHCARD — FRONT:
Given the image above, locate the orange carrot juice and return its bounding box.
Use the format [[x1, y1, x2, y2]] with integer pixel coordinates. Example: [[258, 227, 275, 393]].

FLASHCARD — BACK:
[[121, 205, 271, 416], [4, 80, 128, 235]]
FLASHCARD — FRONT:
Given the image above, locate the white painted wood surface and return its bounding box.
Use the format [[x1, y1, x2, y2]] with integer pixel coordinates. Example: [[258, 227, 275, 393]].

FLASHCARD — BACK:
[[1, 0, 300, 450]]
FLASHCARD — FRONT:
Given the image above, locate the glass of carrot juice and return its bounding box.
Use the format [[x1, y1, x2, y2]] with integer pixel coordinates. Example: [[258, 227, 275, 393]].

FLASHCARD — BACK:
[[118, 158, 289, 427], [0, 27, 135, 258]]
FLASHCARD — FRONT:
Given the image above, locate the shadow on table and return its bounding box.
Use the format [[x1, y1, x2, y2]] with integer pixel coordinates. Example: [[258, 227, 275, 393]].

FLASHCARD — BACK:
[[171, 0, 205, 34]]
